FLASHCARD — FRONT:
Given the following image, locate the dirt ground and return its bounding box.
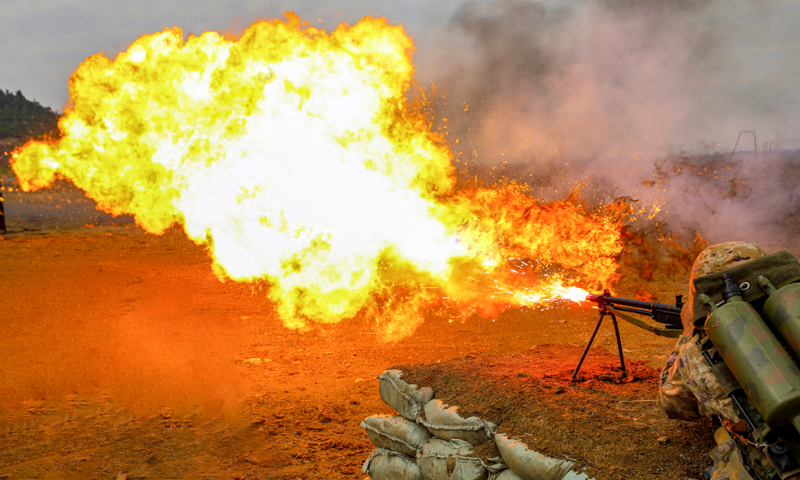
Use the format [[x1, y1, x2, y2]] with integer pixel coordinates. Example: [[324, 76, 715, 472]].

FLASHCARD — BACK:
[[1, 177, 707, 479], [397, 346, 715, 480]]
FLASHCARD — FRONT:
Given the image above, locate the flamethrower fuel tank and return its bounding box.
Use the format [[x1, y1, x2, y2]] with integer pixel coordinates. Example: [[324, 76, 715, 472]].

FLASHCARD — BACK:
[[757, 276, 800, 360], [700, 274, 800, 436]]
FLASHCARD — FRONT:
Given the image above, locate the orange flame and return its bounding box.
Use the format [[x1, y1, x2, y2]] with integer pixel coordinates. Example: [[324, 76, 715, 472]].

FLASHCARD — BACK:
[[12, 14, 625, 340]]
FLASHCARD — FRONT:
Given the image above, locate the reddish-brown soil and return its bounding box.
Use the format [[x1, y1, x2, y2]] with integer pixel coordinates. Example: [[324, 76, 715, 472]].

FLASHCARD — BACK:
[[0, 180, 706, 479]]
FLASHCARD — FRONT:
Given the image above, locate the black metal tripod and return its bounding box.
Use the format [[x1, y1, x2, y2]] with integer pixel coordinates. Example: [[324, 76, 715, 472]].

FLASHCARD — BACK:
[[570, 303, 627, 381]]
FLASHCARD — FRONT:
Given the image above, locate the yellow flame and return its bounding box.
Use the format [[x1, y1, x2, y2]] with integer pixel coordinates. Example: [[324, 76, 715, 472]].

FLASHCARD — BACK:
[[551, 286, 591, 303], [13, 14, 624, 339]]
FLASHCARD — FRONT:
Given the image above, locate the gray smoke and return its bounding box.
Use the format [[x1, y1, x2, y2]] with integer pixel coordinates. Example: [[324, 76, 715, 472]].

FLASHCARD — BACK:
[[419, 0, 800, 250]]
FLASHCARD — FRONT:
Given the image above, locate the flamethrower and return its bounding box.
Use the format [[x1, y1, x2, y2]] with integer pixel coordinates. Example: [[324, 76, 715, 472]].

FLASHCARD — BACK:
[[569, 250, 800, 477], [571, 289, 684, 381], [697, 272, 800, 477]]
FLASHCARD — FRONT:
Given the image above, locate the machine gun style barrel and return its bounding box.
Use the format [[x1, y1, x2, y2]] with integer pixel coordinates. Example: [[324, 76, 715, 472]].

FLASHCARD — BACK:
[[586, 290, 683, 329], [572, 289, 684, 381]]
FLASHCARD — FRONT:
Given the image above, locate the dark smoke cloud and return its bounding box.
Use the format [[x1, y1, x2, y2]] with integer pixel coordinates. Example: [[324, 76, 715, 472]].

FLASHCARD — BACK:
[[421, 0, 800, 250]]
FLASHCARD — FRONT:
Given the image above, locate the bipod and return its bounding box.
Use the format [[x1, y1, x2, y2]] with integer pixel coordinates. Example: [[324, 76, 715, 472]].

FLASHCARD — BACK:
[[570, 303, 627, 382]]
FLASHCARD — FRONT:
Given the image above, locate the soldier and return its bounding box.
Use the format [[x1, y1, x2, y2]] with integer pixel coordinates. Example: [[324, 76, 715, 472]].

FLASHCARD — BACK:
[[658, 241, 771, 480]]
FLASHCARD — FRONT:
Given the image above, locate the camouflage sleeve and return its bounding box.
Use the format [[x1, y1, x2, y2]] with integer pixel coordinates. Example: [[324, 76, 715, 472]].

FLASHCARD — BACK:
[[658, 334, 704, 420], [658, 333, 742, 422], [658, 293, 701, 419]]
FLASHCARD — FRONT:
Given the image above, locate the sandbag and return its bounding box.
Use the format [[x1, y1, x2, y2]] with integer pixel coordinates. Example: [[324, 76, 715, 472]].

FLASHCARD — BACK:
[[416, 438, 488, 480], [420, 399, 497, 446], [562, 470, 591, 479], [362, 414, 431, 457], [490, 470, 523, 480], [363, 448, 425, 480], [378, 370, 434, 420], [494, 434, 591, 480]]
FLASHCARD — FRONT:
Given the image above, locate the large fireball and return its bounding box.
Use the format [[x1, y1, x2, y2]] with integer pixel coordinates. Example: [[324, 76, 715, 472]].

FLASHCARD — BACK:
[[12, 14, 624, 339]]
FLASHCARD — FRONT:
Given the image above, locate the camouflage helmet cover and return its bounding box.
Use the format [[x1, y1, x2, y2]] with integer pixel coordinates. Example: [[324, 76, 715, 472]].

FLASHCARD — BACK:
[[679, 241, 768, 340], [690, 241, 769, 281]]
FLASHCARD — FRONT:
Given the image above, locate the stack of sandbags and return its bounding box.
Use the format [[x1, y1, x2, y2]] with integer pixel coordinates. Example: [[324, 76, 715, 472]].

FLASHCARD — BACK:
[[362, 370, 594, 480], [376, 370, 434, 421], [361, 370, 432, 480], [361, 370, 501, 480]]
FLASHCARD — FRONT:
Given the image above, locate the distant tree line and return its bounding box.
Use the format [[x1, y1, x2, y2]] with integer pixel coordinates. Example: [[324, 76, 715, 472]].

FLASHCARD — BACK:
[[0, 89, 60, 139]]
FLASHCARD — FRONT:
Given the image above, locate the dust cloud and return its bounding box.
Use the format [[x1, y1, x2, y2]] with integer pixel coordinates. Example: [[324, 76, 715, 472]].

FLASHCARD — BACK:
[[418, 0, 800, 250]]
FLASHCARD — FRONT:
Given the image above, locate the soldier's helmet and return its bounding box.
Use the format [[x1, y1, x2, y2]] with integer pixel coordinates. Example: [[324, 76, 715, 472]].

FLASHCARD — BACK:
[[690, 241, 769, 281], [680, 241, 770, 333]]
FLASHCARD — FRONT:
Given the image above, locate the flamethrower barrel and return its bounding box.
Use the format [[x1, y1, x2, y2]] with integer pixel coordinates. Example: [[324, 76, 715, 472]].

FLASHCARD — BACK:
[[585, 293, 682, 316], [573, 291, 684, 381]]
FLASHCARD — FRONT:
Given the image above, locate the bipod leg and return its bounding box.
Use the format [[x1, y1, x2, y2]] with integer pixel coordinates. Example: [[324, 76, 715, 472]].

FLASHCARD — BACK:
[[571, 310, 606, 382], [608, 311, 627, 378]]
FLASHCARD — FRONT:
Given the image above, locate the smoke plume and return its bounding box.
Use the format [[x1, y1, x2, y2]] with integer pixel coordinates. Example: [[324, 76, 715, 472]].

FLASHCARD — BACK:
[[420, 0, 800, 251]]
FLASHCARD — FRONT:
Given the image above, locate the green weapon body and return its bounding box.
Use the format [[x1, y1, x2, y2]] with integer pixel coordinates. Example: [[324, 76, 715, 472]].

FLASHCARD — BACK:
[[581, 252, 800, 478], [759, 276, 800, 360], [700, 273, 800, 439]]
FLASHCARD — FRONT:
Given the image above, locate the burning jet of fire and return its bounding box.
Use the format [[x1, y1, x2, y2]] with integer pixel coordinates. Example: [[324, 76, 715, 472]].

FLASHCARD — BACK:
[[12, 14, 623, 339]]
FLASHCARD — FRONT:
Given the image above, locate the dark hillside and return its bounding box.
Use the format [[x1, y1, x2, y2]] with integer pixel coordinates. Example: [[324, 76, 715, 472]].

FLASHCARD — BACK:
[[0, 89, 59, 139], [0, 89, 60, 170]]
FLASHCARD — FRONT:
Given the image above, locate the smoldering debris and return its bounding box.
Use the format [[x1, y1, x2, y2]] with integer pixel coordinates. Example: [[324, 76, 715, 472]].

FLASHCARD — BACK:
[[639, 148, 800, 252]]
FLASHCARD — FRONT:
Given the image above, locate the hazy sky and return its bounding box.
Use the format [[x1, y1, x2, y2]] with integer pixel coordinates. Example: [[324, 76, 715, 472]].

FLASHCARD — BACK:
[[0, 0, 466, 110], [2, 0, 799, 154]]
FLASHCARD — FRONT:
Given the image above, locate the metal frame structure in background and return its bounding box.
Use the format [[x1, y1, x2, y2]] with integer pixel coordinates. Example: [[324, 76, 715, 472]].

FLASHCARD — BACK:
[[732, 130, 757, 158]]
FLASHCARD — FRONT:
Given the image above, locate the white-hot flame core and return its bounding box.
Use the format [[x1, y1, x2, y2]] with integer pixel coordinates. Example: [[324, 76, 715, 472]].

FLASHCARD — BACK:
[[12, 16, 625, 338]]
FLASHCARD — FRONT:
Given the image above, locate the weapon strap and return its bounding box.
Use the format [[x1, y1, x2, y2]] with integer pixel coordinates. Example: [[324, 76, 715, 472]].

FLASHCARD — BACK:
[[719, 416, 767, 449], [608, 306, 682, 338]]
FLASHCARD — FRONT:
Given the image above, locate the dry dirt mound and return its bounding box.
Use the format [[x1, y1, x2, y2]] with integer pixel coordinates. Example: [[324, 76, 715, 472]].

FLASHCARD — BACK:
[[394, 344, 715, 480]]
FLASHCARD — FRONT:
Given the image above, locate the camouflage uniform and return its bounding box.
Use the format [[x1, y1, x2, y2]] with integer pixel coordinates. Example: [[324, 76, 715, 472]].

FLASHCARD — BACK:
[[658, 242, 769, 480], [705, 427, 762, 480]]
